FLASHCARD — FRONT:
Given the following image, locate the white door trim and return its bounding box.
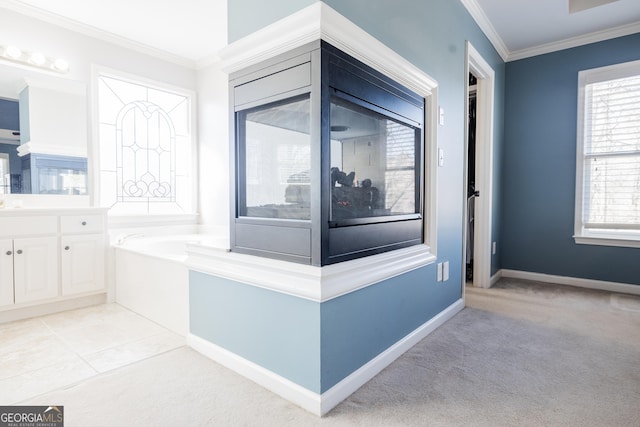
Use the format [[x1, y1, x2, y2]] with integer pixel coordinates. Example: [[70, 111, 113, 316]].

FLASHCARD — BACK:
[[464, 42, 495, 289]]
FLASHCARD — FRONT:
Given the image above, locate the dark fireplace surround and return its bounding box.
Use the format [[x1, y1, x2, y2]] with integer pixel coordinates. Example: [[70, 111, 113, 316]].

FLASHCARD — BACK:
[[229, 41, 425, 266]]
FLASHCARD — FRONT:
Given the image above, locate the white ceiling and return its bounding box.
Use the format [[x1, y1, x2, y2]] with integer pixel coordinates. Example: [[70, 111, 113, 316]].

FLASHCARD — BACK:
[[1, 0, 640, 66], [469, 0, 640, 60]]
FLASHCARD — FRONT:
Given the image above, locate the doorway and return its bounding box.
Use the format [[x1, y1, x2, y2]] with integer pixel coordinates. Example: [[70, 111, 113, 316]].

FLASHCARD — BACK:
[[464, 42, 495, 289]]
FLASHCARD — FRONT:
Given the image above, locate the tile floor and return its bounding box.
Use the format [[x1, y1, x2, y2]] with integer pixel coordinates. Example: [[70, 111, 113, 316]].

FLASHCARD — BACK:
[[0, 303, 185, 404]]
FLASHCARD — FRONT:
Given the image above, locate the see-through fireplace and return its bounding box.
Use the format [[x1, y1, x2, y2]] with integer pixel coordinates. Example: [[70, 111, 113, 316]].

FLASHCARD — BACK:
[[230, 41, 425, 265]]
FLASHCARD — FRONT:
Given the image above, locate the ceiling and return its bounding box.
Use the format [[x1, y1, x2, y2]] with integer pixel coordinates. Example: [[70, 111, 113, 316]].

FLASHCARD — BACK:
[[1, 0, 640, 66], [469, 0, 640, 60]]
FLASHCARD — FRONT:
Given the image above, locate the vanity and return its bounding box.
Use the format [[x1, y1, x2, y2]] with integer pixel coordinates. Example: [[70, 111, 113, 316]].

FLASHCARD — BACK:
[[0, 207, 107, 322]]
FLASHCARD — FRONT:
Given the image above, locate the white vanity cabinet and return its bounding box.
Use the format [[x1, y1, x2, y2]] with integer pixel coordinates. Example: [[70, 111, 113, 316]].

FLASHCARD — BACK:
[[0, 208, 107, 319], [12, 236, 59, 304], [0, 239, 15, 307], [61, 215, 105, 295], [0, 216, 59, 307]]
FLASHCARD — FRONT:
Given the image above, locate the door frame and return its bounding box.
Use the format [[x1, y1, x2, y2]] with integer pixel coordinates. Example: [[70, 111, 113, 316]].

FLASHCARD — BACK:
[[463, 42, 495, 289]]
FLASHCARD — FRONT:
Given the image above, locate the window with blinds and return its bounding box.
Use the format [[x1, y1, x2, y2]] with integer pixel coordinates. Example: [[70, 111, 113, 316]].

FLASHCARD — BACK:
[[576, 60, 640, 245]]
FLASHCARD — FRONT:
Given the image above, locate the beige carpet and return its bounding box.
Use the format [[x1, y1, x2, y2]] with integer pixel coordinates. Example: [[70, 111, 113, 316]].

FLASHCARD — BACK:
[[21, 279, 640, 426]]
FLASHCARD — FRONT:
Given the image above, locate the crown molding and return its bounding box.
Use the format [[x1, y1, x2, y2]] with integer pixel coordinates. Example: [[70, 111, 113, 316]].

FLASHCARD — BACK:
[[219, 2, 437, 97], [508, 20, 640, 62], [460, 0, 509, 62], [0, 0, 197, 69]]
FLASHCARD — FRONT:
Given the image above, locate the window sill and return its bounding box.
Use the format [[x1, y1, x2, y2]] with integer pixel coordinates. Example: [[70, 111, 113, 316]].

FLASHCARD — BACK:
[[574, 233, 640, 249]]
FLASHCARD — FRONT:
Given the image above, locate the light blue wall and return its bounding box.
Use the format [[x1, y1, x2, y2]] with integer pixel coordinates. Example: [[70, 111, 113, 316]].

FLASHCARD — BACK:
[[320, 265, 454, 392], [190, 271, 322, 392], [0, 98, 19, 130], [503, 33, 640, 285], [227, 0, 316, 43], [190, 264, 456, 393]]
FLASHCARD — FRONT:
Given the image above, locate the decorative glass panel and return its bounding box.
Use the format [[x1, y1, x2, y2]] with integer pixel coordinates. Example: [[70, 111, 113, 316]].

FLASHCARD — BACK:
[[98, 73, 192, 214]]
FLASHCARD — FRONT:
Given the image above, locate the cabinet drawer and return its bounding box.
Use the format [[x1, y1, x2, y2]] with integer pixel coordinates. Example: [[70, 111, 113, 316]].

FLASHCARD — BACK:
[[0, 216, 57, 236], [60, 215, 104, 234]]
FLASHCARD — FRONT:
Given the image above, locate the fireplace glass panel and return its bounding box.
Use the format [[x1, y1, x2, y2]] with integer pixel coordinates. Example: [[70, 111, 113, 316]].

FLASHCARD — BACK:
[[239, 95, 311, 220], [330, 97, 419, 222]]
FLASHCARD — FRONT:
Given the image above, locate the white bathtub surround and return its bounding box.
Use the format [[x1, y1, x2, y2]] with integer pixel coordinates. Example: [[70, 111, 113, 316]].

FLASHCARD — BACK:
[[113, 233, 229, 336]]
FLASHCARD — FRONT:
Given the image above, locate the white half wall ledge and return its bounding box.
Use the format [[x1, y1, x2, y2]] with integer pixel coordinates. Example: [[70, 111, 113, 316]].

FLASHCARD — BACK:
[[499, 269, 640, 296], [187, 298, 464, 416], [186, 243, 436, 303], [218, 2, 437, 97]]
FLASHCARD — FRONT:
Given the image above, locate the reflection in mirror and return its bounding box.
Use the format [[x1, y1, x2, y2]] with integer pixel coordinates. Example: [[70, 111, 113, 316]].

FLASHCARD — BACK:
[[0, 64, 88, 196]]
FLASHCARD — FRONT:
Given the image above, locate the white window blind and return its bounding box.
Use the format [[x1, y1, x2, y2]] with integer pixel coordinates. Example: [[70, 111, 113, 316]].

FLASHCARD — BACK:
[[576, 60, 640, 245]]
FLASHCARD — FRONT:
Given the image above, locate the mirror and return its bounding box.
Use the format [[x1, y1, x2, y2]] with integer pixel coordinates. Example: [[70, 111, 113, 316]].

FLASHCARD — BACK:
[[0, 63, 88, 195]]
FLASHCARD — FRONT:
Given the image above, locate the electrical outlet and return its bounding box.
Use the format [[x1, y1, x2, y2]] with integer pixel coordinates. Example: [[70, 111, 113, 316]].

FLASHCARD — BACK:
[[443, 261, 450, 281], [436, 263, 443, 282]]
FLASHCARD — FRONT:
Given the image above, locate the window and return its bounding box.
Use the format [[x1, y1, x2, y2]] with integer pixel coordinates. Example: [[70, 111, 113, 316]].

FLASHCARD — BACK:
[[575, 60, 640, 247], [96, 69, 195, 215]]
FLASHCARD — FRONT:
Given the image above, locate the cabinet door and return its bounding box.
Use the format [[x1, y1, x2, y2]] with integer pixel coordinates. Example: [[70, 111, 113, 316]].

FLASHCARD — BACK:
[[13, 237, 59, 304], [61, 234, 105, 295], [0, 239, 14, 307]]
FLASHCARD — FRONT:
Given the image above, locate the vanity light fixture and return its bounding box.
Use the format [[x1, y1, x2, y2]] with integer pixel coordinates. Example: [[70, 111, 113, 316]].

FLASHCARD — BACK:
[[1, 44, 69, 74]]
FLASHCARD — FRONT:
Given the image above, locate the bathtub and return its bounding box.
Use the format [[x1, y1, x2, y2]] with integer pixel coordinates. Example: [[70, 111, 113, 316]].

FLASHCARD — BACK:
[[114, 233, 228, 335]]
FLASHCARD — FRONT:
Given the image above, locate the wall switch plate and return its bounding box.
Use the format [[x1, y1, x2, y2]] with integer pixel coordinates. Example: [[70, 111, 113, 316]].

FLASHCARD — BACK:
[[492, 241, 497, 255], [436, 262, 443, 282], [439, 106, 445, 125], [438, 148, 444, 167], [443, 261, 450, 281]]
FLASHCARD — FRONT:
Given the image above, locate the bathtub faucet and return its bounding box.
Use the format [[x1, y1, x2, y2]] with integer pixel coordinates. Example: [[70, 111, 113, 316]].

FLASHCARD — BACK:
[[115, 233, 145, 245]]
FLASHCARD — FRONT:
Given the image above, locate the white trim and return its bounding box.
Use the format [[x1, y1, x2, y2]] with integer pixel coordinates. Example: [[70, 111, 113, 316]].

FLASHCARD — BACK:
[[187, 334, 322, 415], [460, 0, 509, 62], [574, 234, 640, 249], [490, 269, 503, 287], [320, 298, 464, 415], [465, 43, 495, 289], [574, 60, 640, 245], [219, 3, 437, 97], [186, 244, 436, 303], [500, 269, 640, 295], [188, 298, 464, 416], [91, 64, 198, 216], [508, 21, 640, 62], [16, 141, 86, 158], [0, 0, 197, 68], [0, 292, 106, 323], [461, 0, 640, 62]]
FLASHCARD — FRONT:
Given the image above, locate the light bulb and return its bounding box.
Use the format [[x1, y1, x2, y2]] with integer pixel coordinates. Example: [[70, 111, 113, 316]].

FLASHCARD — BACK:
[[52, 58, 69, 72], [5, 45, 22, 59], [29, 51, 46, 66]]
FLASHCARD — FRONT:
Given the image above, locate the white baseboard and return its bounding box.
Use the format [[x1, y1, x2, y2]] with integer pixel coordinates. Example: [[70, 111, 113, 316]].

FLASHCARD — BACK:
[[490, 270, 503, 287], [188, 298, 465, 416], [320, 298, 464, 414], [500, 269, 640, 296], [187, 334, 322, 415], [0, 293, 107, 324]]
